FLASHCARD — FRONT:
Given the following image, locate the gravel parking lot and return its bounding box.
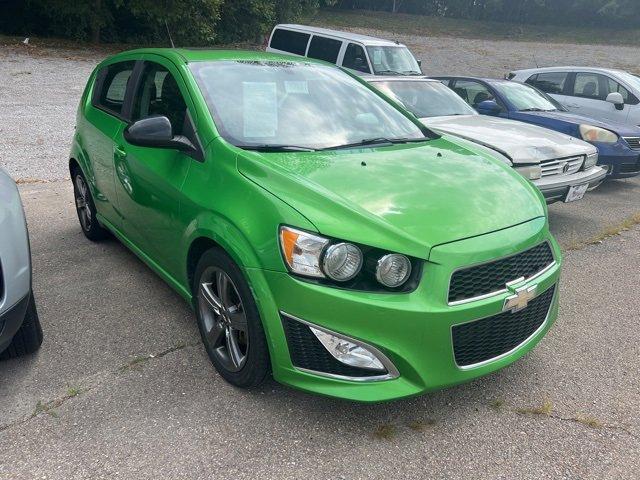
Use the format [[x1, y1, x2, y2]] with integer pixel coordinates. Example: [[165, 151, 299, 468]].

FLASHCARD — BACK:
[[1, 34, 639, 479]]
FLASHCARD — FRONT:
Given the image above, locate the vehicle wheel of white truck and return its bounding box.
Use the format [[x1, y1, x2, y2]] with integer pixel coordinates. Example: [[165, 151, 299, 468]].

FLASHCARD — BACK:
[[0, 292, 43, 360]]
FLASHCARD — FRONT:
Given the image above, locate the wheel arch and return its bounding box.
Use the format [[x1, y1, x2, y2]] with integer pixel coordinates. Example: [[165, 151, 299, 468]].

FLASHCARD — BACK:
[[184, 217, 267, 296]]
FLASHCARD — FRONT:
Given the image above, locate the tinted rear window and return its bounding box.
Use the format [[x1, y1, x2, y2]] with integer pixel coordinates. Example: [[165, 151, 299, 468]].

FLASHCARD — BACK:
[[269, 29, 310, 56], [93, 61, 135, 116], [307, 36, 342, 63], [526, 72, 568, 94]]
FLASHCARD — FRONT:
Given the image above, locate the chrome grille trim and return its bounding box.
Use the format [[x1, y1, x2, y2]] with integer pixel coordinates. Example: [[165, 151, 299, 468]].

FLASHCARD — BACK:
[[539, 156, 584, 177], [623, 137, 640, 150], [447, 241, 556, 306]]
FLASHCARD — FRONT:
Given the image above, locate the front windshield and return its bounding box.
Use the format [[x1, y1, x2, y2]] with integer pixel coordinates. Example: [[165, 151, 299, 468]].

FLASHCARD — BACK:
[[374, 80, 476, 118], [366, 46, 421, 75], [190, 60, 425, 150], [495, 82, 562, 112]]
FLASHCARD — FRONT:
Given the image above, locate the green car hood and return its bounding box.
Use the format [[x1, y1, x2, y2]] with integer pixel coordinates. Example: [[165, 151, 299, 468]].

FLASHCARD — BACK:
[[237, 137, 545, 259]]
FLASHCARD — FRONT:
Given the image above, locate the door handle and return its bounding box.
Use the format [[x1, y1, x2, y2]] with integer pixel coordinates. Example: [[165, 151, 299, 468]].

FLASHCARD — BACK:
[[114, 145, 127, 158]]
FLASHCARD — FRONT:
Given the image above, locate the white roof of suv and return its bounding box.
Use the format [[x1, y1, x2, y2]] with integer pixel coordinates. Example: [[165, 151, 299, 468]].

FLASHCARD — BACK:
[[274, 24, 406, 47]]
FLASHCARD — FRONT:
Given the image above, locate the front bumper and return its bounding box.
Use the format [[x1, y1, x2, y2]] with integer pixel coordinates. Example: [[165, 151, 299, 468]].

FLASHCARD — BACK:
[[246, 217, 561, 402], [0, 293, 29, 353], [594, 141, 640, 179], [534, 165, 606, 204]]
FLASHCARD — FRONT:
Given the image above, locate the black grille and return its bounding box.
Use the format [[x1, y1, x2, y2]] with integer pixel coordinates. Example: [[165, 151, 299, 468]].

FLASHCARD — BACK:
[[449, 242, 554, 303], [281, 315, 386, 378], [624, 137, 640, 150], [452, 285, 555, 367], [620, 160, 640, 174]]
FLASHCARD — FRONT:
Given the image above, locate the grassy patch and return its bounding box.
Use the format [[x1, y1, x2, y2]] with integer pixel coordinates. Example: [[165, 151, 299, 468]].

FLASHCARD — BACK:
[[564, 212, 640, 251], [575, 415, 603, 429], [408, 419, 436, 431], [308, 9, 640, 46], [490, 398, 506, 410], [373, 424, 396, 440], [515, 399, 553, 416]]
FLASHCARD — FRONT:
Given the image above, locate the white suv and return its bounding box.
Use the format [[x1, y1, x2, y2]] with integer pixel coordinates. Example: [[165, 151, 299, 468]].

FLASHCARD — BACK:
[[508, 67, 640, 127], [266, 24, 422, 76]]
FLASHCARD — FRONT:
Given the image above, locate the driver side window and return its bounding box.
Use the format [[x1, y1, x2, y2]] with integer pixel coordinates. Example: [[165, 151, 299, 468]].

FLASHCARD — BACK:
[[342, 43, 370, 74], [132, 62, 188, 135], [453, 80, 494, 108]]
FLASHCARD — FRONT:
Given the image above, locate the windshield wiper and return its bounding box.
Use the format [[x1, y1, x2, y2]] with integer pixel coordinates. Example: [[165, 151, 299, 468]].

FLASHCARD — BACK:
[[240, 144, 317, 152], [519, 108, 554, 112], [321, 137, 428, 151], [376, 69, 406, 76]]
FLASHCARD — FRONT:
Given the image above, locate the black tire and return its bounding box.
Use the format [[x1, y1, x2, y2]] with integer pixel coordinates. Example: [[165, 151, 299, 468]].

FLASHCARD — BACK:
[[0, 292, 43, 360], [193, 248, 270, 388], [71, 167, 109, 241]]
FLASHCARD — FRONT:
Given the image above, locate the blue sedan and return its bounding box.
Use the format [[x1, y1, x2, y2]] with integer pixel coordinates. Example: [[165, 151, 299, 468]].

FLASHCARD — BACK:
[[433, 76, 640, 179]]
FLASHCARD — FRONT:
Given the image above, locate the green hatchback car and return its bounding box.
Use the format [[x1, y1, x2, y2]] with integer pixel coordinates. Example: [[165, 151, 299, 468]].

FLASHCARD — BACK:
[[70, 49, 561, 402]]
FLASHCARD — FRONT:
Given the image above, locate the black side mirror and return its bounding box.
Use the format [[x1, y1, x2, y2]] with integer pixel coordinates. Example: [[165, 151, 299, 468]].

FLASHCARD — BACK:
[[475, 100, 502, 116], [417, 59, 422, 67], [124, 115, 197, 154]]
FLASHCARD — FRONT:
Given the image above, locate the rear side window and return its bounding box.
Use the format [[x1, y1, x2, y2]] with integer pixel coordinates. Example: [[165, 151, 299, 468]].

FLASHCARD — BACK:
[[526, 72, 568, 94], [94, 61, 135, 116], [452, 80, 494, 107], [269, 29, 310, 56], [573, 73, 604, 100], [307, 36, 342, 63], [342, 43, 370, 74]]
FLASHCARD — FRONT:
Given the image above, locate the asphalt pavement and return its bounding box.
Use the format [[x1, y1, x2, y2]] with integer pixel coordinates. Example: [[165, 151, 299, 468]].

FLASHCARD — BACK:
[[0, 179, 638, 479]]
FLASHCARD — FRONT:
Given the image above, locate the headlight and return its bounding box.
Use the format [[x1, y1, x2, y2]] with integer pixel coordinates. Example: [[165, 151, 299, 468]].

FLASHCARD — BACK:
[[376, 254, 412, 288], [279, 226, 417, 290], [584, 152, 599, 169], [322, 243, 363, 281], [579, 125, 618, 144], [279, 226, 329, 278], [515, 165, 542, 180]]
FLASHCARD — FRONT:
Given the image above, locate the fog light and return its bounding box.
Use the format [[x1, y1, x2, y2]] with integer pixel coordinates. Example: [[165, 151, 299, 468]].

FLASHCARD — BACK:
[[322, 242, 363, 282], [376, 253, 411, 288], [309, 326, 385, 371]]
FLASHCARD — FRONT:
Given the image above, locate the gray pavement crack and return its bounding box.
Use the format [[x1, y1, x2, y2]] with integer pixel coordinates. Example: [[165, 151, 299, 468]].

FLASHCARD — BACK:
[[0, 341, 200, 434]]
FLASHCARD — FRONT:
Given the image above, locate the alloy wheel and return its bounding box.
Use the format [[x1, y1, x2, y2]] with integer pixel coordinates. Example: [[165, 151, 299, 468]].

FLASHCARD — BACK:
[[198, 267, 249, 372], [74, 174, 92, 231]]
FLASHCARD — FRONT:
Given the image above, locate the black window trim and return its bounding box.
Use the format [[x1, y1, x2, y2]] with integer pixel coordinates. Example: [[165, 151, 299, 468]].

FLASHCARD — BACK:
[[91, 59, 141, 123], [125, 59, 205, 162]]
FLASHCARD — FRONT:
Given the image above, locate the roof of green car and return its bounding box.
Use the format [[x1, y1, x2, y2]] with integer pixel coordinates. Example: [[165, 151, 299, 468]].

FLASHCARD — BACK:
[[104, 48, 323, 66]]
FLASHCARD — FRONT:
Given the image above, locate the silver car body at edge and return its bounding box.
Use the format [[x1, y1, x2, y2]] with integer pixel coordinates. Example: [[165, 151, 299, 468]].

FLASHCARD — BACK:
[[0, 167, 32, 353], [367, 76, 606, 204]]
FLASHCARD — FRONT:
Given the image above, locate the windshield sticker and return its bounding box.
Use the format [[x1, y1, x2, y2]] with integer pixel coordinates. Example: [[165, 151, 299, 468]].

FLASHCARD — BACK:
[[373, 49, 383, 65], [284, 81, 309, 94], [243, 82, 277, 138]]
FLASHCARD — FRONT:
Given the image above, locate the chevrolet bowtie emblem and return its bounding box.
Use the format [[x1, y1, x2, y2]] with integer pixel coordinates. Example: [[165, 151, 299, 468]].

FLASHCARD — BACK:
[[503, 285, 537, 313]]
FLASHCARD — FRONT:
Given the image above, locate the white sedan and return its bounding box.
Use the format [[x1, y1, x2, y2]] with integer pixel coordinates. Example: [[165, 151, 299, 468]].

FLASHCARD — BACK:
[[367, 77, 606, 204]]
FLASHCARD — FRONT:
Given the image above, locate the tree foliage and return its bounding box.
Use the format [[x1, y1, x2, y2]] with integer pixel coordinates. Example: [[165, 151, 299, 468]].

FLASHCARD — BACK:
[[0, 0, 334, 44], [334, 0, 640, 27]]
